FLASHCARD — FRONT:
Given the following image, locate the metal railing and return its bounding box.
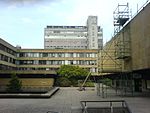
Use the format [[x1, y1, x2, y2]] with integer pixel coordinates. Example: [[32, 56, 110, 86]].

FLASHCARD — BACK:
[[46, 111, 59, 113], [80, 100, 132, 113]]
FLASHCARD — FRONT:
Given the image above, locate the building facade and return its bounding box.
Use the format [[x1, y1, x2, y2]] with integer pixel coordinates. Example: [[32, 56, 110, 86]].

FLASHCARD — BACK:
[[17, 49, 98, 74], [101, 2, 150, 93], [44, 26, 87, 49], [0, 38, 98, 91], [44, 16, 103, 49], [0, 38, 17, 71]]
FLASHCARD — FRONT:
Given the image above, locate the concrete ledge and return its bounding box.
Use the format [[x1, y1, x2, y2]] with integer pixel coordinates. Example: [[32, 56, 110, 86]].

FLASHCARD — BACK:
[[0, 87, 60, 98]]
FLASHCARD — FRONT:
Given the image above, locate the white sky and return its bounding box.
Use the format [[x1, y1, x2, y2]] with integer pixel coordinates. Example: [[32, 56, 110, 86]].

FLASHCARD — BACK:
[[0, 0, 149, 48]]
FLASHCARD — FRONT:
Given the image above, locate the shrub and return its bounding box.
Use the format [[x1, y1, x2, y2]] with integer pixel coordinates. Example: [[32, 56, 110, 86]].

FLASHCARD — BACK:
[[103, 78, 112, 86], [7, 74, 22, 93], [55, 77, 71, 87]]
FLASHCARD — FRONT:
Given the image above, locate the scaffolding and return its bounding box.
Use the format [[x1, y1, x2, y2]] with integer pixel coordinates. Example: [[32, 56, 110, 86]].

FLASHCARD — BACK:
[[113, 3, 131, 69], [113, 3, 131, 35], [97, 3, 134, 97]]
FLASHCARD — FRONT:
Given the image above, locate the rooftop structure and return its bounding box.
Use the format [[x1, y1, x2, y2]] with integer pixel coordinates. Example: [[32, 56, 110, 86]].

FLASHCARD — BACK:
[[113, 3, 131, 35]]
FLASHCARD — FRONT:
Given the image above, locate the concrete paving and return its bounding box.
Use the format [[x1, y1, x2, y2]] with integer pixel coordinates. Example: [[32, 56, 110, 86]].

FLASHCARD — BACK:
[[0, 87, 149, 113]]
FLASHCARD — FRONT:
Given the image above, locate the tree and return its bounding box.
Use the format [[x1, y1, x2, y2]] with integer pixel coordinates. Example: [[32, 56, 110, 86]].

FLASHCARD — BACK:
[[57, 65, 89, 78], [7, 74, 22, 93], [56, 65, 89, 86]]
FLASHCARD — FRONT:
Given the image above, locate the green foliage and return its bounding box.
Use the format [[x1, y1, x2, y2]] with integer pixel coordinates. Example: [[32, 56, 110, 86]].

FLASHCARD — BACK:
[[102, 78, 112, 86], [84, 81, 95, 87], [78, 80, 94, 87], [57, 65, 89, 78], [56, 65, 90, 87], [55, 77, 71, 87], [7, 74, 22, 93]]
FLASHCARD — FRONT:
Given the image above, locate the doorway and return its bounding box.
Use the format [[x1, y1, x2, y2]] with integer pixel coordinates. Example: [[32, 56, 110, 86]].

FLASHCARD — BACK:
[[134, 79, 142, 92]]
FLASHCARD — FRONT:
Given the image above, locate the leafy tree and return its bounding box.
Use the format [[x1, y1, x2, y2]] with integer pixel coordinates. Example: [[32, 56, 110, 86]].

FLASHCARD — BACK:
[[7, 74, 22, 93], [57, 65, 89, 78], [56, 65, 89, 86]]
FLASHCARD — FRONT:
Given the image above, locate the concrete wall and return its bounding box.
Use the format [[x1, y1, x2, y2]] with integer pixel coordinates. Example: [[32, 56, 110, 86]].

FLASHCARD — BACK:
[[102, 3, 150, 72], [0, 78, 54, 92], [130, 3, 150, 70]]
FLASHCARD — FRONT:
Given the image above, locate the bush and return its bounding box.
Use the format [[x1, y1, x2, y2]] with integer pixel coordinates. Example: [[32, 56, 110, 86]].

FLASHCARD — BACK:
[[55, 77, 71, 87], [55, 76, 95, 87], [78, 80, 95, 87], [84, 81, 95, 87], [103, 78, 112, 86], [69, 77, 78, 86]]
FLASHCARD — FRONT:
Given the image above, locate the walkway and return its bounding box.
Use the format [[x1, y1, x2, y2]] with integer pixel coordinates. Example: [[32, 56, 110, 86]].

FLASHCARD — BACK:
[[0, 87, 149, 113]]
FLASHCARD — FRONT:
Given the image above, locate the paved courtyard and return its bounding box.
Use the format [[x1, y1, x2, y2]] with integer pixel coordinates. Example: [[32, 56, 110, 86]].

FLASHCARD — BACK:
[[0, 87, 149, 113]]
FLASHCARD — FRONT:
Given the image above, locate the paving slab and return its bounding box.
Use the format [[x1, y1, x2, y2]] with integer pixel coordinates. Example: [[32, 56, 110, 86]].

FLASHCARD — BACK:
[[0, 87, 149, 113]]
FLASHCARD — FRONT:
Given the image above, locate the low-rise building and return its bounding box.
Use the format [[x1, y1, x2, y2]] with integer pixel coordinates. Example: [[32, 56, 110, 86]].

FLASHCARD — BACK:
[[0, 38, 98, 91]]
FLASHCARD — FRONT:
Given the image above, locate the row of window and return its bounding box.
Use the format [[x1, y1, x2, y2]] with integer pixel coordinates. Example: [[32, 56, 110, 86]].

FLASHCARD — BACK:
[[0, 64, 97, 73], [18, 67, 97, 73], [46, 26, 87, 29], [45, 46, 86, 48], [0, 44, 16, 56], [1, 65, 97, 72], [18, 53, 97, 58], [0, 52, 97, 65], [18, 67, 59, 71], [19, 60, 97, 65], [0, 54, 16, 64], [0, 64, 16, 70]]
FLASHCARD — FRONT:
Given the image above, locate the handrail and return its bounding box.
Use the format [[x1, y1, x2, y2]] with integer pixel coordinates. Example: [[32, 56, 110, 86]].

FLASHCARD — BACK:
[[46, 111, 59, 113], [80, 100, 132, 113]]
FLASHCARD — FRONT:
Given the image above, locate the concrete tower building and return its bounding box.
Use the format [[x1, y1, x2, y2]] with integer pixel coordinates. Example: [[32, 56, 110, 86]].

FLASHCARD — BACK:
[[87, 16, 98, 49], [44, 16, 103, 49], [87, 16, 103, 49]]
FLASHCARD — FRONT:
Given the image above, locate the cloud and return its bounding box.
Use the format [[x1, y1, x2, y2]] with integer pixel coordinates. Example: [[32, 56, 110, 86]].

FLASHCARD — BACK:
[[0, 0, 62, 8]]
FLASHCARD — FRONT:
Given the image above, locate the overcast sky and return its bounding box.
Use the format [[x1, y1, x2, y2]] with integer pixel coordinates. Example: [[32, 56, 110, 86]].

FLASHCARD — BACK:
[[0, 0, 149, 48]]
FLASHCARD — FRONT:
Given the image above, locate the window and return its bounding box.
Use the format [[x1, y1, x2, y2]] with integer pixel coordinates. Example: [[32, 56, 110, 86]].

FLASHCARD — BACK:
[[92, 26, 94, 30], [70, 61, 73, 65], [73, 61, 76, 65], [69, 53, 73, 57], [79, 53, 84, 57], [33, 60, 39, 65], [92, 43, 95, 47], [39, 60, 46, 65], [56, 53, 60, 57], [53, 31, 60, 33], [43, 53, 48, 57], [34, 53, 39, 57], [79, 60, 84, 65], [52, 53, 55, 57], [65, 53, 68, 57], [92, 32, 94, 36]]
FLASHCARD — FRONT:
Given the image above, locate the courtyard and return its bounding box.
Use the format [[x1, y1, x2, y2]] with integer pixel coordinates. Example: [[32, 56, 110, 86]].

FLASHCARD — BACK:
[[0, 87, 149, 113]]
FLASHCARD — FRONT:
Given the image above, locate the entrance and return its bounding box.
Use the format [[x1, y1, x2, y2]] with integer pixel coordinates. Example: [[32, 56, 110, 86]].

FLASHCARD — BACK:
[[134, 79, 142, 92]]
